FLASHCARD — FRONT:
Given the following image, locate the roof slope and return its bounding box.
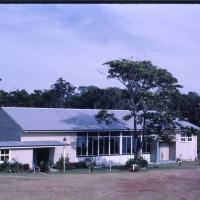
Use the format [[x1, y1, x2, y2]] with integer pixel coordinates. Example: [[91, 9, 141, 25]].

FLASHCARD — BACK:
[[2, 107, 137, 131], [2, 107, 199, 132]]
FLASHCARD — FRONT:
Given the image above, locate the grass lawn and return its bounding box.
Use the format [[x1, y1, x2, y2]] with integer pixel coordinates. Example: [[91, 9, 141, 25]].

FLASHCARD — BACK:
[[0, 167, 200, 200]]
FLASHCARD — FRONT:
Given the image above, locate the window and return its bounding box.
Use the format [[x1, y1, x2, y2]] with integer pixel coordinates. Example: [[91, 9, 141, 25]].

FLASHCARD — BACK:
[[132, 137, 141, 154], [88, 136, 98, 156], [99, 136, 109, 155], [122, 137, 131, 154], [76, 137, 87, 156], [188, 137, 192, 141], [181, 133, 186, 141], [76, 132, 121, 156], [142, 140, 151, 153], [0, 149, 9, 162], [110, 137, 120, 155]]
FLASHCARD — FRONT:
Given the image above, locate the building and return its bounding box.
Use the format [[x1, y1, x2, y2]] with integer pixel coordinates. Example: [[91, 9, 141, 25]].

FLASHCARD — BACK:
[[0, 107, 198, 169]]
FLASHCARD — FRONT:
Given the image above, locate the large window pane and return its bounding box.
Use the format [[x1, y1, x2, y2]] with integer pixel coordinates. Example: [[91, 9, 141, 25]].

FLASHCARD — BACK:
[[132, 137, 141, 154], [82, 137, 87, 155], [76, 137, 87, 156], [104, 137, 109, 154], [110, 137, 120, 155], [76, 138, 82, 156], [93, 137, 98, 155], [110, 137, 115, 154], [122, 137, 127, 154], [99, 137, 109, 155], [122, 137, 131, 154], [142, 139, 151, 153], [127, 137, 131, 154], [88, 137, 93, 155], [99, 137, 104, 155], [115, 137, 120, 154]]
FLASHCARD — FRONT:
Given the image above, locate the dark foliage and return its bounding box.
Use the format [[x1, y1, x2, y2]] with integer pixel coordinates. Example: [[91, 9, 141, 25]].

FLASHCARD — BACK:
[[125, 157, 148, 169]]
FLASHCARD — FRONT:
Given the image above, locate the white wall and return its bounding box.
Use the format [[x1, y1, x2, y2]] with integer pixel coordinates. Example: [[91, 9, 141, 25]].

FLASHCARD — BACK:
[[21, 132, 77, 163], [10, 149, 33, 168], [21, 132, 151, 165], [78, 154, 150, 166], [176, 133, 197, 161]]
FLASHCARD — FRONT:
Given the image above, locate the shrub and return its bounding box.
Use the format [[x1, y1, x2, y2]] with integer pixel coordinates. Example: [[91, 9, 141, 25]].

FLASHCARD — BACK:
[[55, 156, 64, 171], [0, 161, 30, 173], [125, 157, 148, 169], [10, 161, 23, 172], [39, 161, 49, 172], [0, 161, 10, 172], [75, 161, 87, 169]]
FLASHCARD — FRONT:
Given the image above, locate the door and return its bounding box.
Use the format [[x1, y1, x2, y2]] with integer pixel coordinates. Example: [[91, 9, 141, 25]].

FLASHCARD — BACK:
[[160, 144, 169, 160], [34, 148, 50, 166]]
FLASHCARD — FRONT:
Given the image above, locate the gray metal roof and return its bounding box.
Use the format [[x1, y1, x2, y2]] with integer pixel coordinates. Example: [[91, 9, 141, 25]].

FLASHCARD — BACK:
[[1, 107, 199, 132], [0, 141, 65, 148], [2, 107, 137, 131]]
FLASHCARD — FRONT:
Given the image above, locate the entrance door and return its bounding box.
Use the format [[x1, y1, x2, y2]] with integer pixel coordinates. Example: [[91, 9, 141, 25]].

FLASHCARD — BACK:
[[34, 148, 50, 166], [160, 144, 169, 160]]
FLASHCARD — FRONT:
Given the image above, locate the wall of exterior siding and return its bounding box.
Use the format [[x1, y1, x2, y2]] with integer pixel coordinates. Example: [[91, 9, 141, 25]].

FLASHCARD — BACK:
[[176, 133, 197, 161], [21, 132, 77, 163], [10, 149, 33, 168]]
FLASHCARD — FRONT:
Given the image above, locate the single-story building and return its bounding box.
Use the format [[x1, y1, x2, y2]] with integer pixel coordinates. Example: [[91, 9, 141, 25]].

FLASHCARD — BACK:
[[0, 107, 198, 169]]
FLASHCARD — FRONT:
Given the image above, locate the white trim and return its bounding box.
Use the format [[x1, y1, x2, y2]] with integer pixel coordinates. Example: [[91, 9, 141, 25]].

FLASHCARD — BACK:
[[0, 146, 59, 150]]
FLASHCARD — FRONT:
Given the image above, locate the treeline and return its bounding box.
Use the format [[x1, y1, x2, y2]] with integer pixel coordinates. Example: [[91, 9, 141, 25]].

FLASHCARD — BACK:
[[0, 77, 200, 126]]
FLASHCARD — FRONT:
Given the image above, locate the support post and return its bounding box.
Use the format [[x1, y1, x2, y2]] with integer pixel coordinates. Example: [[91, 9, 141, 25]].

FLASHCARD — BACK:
[[63, 145, 66, 174], [156, 141, 160, 164]]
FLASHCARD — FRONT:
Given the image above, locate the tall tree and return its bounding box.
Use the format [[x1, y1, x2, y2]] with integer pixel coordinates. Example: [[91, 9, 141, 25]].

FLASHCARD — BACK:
[[51, 78, 76, 108], [96, 59, 184, 157]]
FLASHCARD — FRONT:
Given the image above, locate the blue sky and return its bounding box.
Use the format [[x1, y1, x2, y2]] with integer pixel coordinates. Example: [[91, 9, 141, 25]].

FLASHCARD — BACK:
[[0, 4, 200, 94]]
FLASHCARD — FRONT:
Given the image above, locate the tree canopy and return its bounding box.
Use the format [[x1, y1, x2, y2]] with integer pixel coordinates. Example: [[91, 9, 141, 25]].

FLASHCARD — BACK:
[[96, 59, 198, 157]]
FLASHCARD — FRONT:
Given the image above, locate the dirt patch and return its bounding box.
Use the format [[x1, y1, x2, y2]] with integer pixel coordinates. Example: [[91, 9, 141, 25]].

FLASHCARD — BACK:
[[0, 169, 200, 200]]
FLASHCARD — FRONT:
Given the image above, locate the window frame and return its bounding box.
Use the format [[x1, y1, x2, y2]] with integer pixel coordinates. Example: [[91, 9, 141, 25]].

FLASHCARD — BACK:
[[0, 149, 10, 162]]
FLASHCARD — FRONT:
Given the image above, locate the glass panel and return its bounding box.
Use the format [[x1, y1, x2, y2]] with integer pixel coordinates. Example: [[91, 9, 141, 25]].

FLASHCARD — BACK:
[[88, 132, 98, 137], [122, 137, 127, 154], [99, 137, 104, 155], [110, 132, 120, 136], [99, 132, 109, 137], [133, 137, 141, 153], [81, 137, 87, 155], [127, 137, 131, 154], [93, 137, 98, 155], [88, 137, 93, 155], [5, 149, 9, 154], [122, 131, 131, 136], [0, 156, 4, 161], [181, 133, 186, 137], [76, 138, 82, 156], [104, 137, 109, 154], [110, 137, 115, 154], [114, 137, 120, 154], [77, 132, 87, 137], [1, 150, 4, 154]]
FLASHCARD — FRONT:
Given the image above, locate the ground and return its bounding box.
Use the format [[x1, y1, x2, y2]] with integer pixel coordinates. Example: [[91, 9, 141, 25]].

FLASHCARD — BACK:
[[0, 168, 200, 200]]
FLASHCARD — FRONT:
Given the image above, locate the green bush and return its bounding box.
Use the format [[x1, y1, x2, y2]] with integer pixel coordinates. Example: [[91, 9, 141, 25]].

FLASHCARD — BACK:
[[0, 161, 30, 173], [0, 161, 10, 172], [125, 157, 148, 169], [55, 156, 64, 171]]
